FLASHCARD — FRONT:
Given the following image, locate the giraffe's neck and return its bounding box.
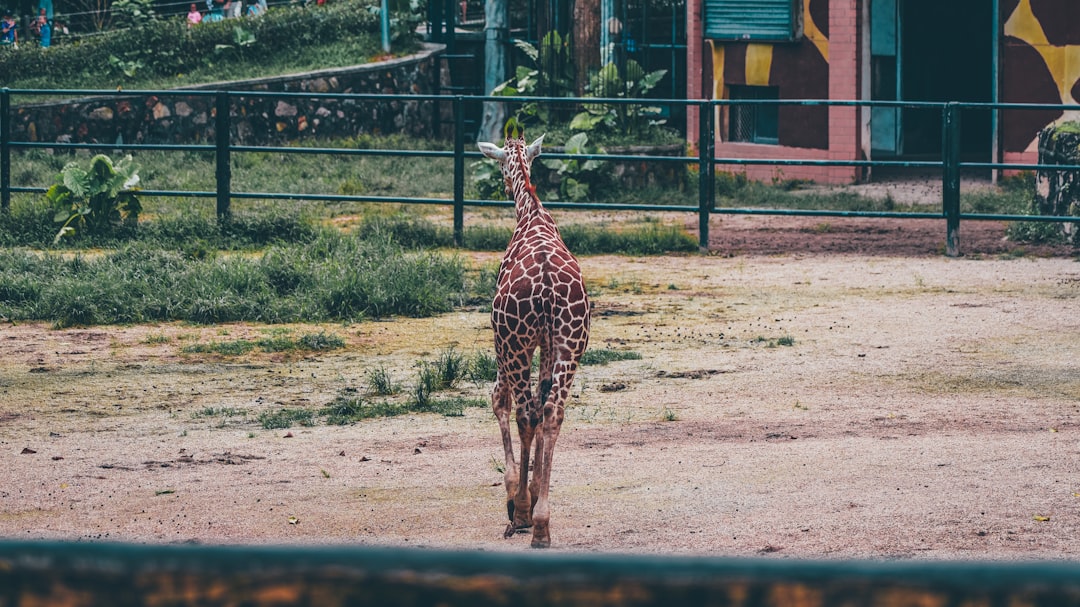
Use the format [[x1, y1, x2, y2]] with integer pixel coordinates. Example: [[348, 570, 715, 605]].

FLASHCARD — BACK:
[[506, 154, 550, 225]]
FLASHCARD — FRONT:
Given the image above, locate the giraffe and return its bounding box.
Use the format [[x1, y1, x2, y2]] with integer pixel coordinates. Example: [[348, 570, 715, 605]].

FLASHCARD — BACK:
[[478, 131, 590, 549]]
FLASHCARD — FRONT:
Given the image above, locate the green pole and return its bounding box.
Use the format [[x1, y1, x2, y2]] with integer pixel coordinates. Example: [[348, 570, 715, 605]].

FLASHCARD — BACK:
[[453, 95, 464, 247], [1, 88, 10, 214], [697, 101, 715, 251], [942, 103, 961, 257], [215, 92, 232, 221]]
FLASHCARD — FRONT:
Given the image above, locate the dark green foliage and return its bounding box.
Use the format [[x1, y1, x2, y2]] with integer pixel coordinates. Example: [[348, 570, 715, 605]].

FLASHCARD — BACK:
[[0, 0, 402, 89]]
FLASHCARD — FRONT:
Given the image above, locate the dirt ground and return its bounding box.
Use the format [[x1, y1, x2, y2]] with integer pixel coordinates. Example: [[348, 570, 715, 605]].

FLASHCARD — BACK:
[[1, 215, 1079, 560]]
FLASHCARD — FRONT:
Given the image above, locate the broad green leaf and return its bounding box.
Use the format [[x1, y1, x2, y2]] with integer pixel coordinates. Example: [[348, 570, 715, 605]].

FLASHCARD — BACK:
[[565, 132, 589, 154]]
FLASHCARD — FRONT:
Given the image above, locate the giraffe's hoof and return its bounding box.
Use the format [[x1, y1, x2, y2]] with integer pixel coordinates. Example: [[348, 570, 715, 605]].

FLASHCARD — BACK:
[[503, 523, 531, 539], [530, 523, 550, 548]]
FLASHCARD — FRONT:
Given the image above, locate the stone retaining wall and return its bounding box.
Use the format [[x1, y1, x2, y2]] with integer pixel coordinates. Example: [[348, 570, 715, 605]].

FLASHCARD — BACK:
[[10, 44, 449, 146]]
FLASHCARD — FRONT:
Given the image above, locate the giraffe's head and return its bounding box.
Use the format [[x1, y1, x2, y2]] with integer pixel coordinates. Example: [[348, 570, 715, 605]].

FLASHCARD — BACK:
[[477, 133, 545, 197]]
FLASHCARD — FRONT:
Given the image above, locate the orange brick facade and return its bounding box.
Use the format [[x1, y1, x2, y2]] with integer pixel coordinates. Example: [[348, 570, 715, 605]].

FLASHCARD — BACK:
[[687, 0, 1080, 184]]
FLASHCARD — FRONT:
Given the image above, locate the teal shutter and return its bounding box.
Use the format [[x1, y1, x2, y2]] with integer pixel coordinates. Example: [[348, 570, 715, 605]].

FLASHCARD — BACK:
[[704, 0, 800, 41]]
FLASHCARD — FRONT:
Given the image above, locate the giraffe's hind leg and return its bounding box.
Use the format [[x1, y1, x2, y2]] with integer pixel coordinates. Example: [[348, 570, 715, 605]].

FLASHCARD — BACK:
[[491, 375, 519, 525]]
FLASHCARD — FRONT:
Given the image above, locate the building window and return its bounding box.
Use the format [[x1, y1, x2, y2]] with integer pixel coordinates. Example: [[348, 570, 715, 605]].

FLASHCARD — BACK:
[[704, 0, 802, 42], [729, 85, 779, 144]]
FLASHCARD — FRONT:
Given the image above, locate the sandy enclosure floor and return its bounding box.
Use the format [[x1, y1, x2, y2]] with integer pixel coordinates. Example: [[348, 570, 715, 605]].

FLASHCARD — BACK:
[[1, 243, 1079, 559]]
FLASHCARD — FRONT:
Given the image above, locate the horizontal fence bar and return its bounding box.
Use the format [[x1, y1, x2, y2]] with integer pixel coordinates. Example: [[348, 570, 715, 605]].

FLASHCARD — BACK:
[[4, 89, 1080, 248], [1, 541, 1080, 607]]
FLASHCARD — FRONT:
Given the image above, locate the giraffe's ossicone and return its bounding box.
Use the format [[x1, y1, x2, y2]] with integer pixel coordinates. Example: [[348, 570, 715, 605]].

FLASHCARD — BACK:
[[478, 132, 591, 548]]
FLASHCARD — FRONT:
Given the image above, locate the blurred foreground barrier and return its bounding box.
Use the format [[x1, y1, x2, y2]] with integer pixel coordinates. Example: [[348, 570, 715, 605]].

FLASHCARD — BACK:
[[2, 541, 1080, 606]]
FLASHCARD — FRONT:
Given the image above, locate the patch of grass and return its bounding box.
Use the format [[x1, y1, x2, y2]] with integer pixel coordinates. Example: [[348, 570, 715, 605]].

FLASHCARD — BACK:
[[560, 223, 698, 255], [255, 331, 347, 352], [432, 346, 467, 390], [0, 234, 470, 326], [192, 406, 246, 419], [143, 333, 171, 344], [297, 331, 346, 351], [410, 364, 441, 410], [467, 350, 498, 384], [319, 389, 485, 424], [581, 348, 643, 365], [182, 340, 256, 356], [258, 408, 315, 430], [366, 366, 399, 396], [754, 335, 796, 348]]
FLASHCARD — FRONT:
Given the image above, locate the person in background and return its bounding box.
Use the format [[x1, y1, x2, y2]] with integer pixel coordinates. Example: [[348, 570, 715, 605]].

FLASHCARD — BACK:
[[1, 12, 17, 48], [187, 3, 202, 26], [247, 0, 267, 17], [32, 7, 49, 47], [205, 0, 224, 21]]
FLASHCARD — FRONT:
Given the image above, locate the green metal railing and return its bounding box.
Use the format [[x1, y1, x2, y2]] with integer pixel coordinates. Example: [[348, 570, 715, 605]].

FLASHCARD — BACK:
[[2, 541, 1080, 606], [2, 88, 1079, 256]]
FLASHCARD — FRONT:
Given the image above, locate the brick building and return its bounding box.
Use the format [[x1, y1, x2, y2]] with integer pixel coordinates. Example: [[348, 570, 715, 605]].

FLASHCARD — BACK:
[[686, 0, 1080, 183]]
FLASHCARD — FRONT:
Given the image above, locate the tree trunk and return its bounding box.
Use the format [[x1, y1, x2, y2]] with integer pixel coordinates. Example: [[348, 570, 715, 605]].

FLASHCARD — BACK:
[[573, 0, 601, 96], [479, 0, 508, 143]]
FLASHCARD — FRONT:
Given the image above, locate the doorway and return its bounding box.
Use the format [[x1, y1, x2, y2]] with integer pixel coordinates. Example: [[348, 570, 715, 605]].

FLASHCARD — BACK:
[[870, 0, 993, 161]]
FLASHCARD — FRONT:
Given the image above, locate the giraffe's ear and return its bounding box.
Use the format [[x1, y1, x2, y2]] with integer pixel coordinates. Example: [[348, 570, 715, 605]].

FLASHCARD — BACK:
[[526, 134, 545, 161], [477, 142, 505, 161]]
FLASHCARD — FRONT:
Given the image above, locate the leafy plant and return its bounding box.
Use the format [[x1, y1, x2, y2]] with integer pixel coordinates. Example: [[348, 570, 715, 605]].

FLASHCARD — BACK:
[[109, 55, 145, 78], [539, 132, 606, 201], [111, 0, 158, 29], [215, 26, 257, 54], [47, 154, 142, 244], [470, 157, 506, 201], [572, 60, 668, 135], [492, 31, 575, 126]]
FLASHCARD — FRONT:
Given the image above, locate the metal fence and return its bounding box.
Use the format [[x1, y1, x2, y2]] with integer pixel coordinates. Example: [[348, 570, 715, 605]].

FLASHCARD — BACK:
[[2, 88, 1079, 256], [2, 540, 1080, 606]]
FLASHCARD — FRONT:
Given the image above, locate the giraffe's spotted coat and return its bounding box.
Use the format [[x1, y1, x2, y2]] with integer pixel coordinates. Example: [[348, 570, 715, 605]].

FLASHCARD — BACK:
[[478, 133, 591, 548]]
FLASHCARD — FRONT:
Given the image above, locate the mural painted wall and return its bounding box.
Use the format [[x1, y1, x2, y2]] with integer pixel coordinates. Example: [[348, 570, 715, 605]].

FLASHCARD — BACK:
[[709, 0, 830, 149], [1001, 0, 1080, 154]]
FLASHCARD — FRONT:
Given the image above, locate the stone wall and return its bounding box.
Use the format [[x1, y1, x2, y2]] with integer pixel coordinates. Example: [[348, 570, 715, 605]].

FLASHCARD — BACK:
[[10, 44, 449, 146]]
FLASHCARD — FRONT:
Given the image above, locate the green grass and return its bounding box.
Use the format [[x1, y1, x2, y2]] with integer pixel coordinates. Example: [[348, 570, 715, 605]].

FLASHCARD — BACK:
[[182, 340, 256, 356], [258, 408, 316, 429], [581, 348, 643, 365], [0, 234, 469, 326], [319, 389, 486, 425]]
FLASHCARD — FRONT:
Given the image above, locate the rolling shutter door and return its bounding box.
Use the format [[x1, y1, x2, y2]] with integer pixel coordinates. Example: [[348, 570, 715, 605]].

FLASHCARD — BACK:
[[703, 0, 800, 41]]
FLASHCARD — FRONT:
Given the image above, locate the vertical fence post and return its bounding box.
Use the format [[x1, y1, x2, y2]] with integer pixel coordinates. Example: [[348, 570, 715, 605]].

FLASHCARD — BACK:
[[697, 100, 715, 250], [942, 103, 961, 257], [453, 96, 465, 247], [215, 92, 232, 220], [1, 88, 10, 214]]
